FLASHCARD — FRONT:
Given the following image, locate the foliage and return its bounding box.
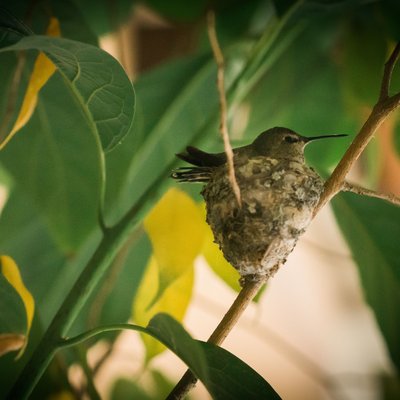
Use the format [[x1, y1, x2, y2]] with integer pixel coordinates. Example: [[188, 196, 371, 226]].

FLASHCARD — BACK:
[[0, 0, 399, 399]]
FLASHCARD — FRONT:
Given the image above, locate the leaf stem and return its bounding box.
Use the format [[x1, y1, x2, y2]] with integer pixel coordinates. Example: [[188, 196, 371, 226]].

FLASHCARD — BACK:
[[58, 323, 147, 349]]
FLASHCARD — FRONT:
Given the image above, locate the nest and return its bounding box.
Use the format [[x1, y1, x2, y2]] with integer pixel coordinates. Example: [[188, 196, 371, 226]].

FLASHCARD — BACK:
[[202, 156, 323, 280]]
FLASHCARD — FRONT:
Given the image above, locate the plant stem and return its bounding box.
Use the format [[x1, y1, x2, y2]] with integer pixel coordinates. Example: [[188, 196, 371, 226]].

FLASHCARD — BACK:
[[166, 278, 265, 400], [6, 170, 169, 399]]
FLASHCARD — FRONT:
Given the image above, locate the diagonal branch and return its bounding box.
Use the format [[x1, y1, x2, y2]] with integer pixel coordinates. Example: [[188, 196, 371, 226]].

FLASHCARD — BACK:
[[314, 42, 400, 215], [207, 11, 242, 206]]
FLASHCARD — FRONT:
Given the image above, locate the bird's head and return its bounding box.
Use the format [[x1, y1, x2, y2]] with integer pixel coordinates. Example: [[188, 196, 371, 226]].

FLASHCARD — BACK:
[[252, 127, 347, 160]]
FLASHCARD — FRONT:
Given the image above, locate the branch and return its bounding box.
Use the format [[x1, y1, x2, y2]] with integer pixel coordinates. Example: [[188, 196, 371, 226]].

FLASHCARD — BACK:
[[379, 42, 400, 101], [166, 278, 265, 400], [342, 181, 400, 206], [314, 42, 400, 215], [207, 11, 242, 206]]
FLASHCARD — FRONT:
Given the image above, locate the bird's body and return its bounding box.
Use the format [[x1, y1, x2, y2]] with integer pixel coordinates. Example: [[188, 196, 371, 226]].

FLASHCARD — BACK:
[[172, 127, 345, 281]]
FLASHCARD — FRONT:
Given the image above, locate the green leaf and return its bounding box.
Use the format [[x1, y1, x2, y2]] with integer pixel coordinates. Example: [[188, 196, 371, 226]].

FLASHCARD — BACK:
[[111, 378, 153, 400], [338, 9, 388, 106], [0, 187, 65, 304], [145, 314, 280, 399], [145, 314, 208, 381], [1, 74, 103, 250], [198, 341, 280, 400], [68, 229, 151, 338], [0, 34, 135, 152], [110, 369, 175, 400], [149, 314, 280, 399], [331, 193, 400, 369]]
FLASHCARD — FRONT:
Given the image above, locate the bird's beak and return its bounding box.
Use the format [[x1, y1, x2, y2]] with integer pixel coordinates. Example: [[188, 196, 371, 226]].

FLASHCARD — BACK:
[[303, 134, 348, 143]]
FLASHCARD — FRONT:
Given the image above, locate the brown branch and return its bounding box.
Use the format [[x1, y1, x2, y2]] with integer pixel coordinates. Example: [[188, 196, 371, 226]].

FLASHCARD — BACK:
[[379, 42, 400, 101], [314, 42, 400, 215], [207, 11, 242, 206], [342, 181, 400, 206], [166, 278, 265, 400]]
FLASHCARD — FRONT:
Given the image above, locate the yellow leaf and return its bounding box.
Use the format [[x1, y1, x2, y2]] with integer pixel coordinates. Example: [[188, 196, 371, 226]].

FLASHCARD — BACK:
[[0, 333, 25, 357], [133, 256, 194, 362], [0, 17, 61, 149], [0, 255, 35, 358], [144, 188, 205, 300]]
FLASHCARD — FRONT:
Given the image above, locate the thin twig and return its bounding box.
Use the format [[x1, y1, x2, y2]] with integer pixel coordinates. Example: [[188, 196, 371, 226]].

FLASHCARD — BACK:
[[314, 42, 400, 215], [379, 43, 400, 101], [342, 181, 400, 206], [166, 278, 265, 400], [207, 11, 242, 206]]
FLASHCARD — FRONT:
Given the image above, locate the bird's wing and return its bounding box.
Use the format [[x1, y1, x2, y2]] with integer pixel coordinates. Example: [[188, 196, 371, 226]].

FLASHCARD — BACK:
[[176, 146, 226, 167]]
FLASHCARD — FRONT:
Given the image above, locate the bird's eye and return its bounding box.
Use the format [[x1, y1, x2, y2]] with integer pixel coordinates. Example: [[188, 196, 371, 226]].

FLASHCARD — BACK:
[[284, 135, 298, 143]]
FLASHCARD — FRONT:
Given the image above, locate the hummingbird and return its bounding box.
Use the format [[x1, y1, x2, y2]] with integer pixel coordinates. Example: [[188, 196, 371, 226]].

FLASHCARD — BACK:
[[172, 127, 347, 282]]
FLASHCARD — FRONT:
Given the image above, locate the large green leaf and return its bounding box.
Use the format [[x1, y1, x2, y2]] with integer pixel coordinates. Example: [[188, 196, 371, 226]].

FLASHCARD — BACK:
[[332, 193, 400, 369], [0, 34, 135, 152], [0, 74, 102, 250], [141, 314, 280, 399], [198, 341, 280, 400], [83, 314, 280, 399]]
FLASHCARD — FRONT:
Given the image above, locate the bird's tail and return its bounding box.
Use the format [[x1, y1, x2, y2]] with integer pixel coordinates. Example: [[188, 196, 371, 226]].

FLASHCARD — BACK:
[[171, 166, 213, 183]]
